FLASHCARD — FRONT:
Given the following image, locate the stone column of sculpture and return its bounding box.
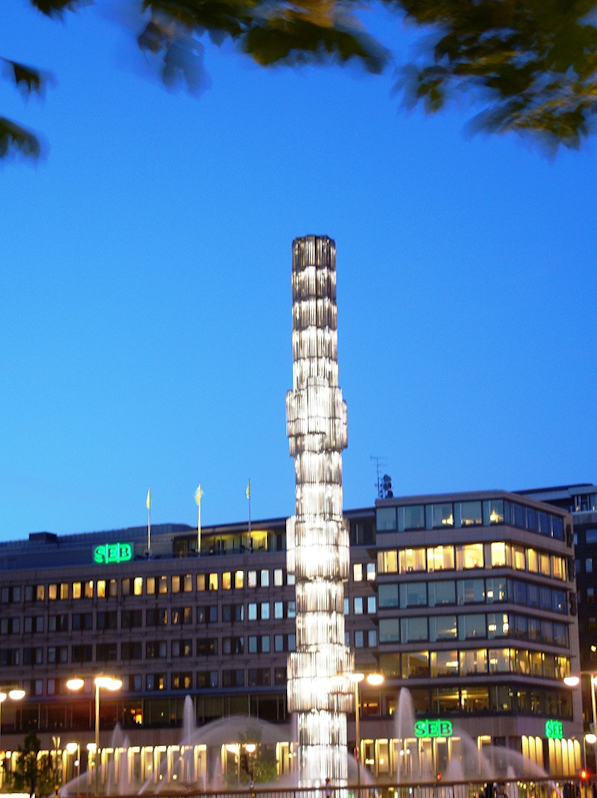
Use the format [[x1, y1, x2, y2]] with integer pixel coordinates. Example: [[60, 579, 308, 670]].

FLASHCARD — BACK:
[[286, 235, 354, 788]]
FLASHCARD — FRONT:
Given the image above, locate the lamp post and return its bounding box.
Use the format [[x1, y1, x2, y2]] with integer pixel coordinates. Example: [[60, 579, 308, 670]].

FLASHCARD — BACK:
[[66, 675, 122, 794], [335, 672, 384, 789], [0, 687, 26, 752], [564, 672, 597, 772]]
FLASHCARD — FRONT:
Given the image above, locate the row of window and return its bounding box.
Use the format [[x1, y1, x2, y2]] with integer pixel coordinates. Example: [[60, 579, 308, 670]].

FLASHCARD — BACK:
[[20, 667, 289, 698], [0, 568, 295, 605], [0, 601, 298, 635], [379, 648, 571, 680], [379, 613, 570, 646], [386, 685, 572, 718], [377, 542, 569, 581], [17, 679, 572, 719], [376, 499, 565, 539], [378, 577, 569, 614], [0, 633, 298, 667]]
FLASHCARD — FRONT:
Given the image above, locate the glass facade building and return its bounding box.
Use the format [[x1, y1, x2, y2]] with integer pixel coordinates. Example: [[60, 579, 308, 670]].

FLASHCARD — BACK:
[[0, 490, 582, 787]]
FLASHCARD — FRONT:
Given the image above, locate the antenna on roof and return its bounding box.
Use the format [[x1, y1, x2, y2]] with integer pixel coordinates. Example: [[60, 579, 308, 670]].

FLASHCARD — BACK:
[[371, 456, 393, 498]]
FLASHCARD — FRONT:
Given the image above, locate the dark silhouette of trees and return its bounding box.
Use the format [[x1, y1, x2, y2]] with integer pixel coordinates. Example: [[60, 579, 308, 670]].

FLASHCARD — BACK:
[[4, 731, 56, 798], [3, 0, 597, 159]]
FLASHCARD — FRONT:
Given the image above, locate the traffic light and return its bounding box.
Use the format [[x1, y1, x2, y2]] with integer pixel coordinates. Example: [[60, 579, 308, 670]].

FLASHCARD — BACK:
[[579, 769, 590, 781]]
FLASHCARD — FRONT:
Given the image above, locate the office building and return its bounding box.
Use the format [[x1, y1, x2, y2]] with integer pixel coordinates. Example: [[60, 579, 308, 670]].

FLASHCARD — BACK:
[[0, 487, 583, 787], [518, 484, 597, 764]]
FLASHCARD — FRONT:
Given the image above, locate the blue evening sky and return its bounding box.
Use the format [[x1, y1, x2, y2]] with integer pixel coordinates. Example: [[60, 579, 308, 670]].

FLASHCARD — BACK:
[[1, 0, 596, 541]]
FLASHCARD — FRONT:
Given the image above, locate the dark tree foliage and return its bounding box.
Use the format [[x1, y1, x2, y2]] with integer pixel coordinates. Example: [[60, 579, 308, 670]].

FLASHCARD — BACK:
[[3, 0, 597, 159], [4, 731, 55, 798], [397, 0, 597, 149]]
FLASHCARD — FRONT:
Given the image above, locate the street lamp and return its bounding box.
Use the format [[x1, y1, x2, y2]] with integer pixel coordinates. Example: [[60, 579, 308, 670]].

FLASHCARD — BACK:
[[66, 675, 122, 793], [564, 673, 597, 772], [0, 687, 26, 752], [334, 672, 384, 788]]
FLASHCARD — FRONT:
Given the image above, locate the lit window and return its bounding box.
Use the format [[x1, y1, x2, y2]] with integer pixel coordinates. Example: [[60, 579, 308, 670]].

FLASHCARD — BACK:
[[222, 572, 232, 590], [538, 553, 549, 575], [159, 576, 168, 594], [248, 571, 257, 588], [456, 544, 484, 570], [377, 550, 398, 574], [488, 500, 504, 524], [552, 556, 565, 580], [366, 563, 376, 581], [274, 569, 283, 586], [171, 576, 180, 593], [353, 564, 363, 582], [490, 542, 508, 567], [427, 546, 454, 572], [133, 577, 143, 596], [513, 547, 525, 570], [197, 574, 206, 592], [146, 577, 156, 595], [400, 548, 426, 573], [235, 571, 244, 589], [97, 581, 106, 598], [432, 503, 453, 528], [209, 573, 218, 590], [48, 584, 57, 600]]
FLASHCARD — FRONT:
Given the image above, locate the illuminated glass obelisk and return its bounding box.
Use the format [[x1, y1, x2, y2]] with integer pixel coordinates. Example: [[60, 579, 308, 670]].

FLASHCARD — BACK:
[[286, 235, 353, 787]]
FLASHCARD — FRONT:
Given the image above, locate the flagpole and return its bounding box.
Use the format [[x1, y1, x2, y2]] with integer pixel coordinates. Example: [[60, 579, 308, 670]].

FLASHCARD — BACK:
[[195, 485, 203, 556], [246, 479, 251, 547], [146, 487, 151, 552]]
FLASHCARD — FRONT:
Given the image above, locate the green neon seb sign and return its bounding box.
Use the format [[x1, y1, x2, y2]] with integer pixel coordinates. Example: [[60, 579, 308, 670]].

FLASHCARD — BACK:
[[545, 719, 564, 740], [414, 719, 453, 739], [93, 543, 133, 564]]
